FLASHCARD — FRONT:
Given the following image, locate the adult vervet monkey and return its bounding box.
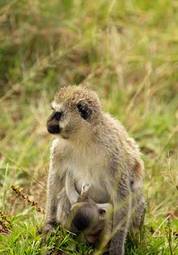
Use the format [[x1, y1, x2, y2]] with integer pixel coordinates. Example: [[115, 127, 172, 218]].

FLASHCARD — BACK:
[[44, 86, 145, 255]]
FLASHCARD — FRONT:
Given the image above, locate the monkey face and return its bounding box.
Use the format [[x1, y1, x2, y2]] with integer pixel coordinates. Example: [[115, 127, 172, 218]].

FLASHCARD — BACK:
[[70, 202, 107, 233], [47, 86, 102, 139], [47, 100, 90, 139], [47, 110, 62, 134], [70, 203, 100, 232]]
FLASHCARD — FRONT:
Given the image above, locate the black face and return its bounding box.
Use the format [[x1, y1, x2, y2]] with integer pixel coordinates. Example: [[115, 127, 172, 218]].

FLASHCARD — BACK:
[[71, 207, 91, 233], [47, 111, 62, 134]]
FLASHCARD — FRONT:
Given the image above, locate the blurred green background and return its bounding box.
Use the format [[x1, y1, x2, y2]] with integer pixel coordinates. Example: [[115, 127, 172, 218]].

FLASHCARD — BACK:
[[0, 1, 178, 254]]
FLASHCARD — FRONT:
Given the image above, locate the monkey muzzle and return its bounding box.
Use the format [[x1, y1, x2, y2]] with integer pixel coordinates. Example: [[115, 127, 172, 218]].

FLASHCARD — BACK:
[[47, 111, 62, 134], [71, 212, 90, 233], [47, 123, 61, 134]]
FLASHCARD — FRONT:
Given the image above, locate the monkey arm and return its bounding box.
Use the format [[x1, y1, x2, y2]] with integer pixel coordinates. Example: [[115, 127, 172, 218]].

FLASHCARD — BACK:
[[45, 140, 68, 230], [45, 167, 64, 226], [65, 171, 80, 205], [109, 176, 132, 255]]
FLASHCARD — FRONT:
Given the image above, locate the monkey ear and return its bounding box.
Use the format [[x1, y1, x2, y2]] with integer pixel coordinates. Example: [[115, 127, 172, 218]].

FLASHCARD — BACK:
[[77, 101, 92, 120]]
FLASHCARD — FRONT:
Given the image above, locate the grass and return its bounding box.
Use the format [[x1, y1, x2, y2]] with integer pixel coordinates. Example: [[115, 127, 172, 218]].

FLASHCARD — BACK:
[[0, 0, 178, 254]]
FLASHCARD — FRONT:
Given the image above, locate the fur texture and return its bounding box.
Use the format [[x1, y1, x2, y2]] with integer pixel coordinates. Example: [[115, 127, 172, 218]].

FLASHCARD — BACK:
[[45, 86, 145, 255]]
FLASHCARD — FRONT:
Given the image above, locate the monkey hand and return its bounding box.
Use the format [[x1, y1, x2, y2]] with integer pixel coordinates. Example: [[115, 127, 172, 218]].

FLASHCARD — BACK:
[[38, 222, 58, 235], [81, 183, 90, 194]]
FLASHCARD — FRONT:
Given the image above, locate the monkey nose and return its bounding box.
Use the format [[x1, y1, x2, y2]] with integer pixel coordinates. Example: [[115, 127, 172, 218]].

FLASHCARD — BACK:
[[47, 124, 61, 134]]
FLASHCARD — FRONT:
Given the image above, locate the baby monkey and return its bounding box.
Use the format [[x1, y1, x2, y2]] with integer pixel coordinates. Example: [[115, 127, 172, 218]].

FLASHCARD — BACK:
[[66, 177, 112, 250]]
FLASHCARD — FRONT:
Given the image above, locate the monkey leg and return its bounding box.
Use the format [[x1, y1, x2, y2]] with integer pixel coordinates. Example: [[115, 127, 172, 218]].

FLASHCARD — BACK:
[[129, 193, 145, 244], [131, 193, 145, 231], [109, 205, 131, 255], [109, 182, 132, 255]]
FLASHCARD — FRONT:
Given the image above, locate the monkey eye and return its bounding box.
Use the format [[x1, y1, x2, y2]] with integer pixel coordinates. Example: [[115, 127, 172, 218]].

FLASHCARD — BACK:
[[53, 111, 63, 121], [77, 102, 92, 120]]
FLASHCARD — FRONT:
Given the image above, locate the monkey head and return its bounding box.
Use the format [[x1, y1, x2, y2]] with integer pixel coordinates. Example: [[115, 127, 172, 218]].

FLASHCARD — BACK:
[[69, 199, 107, 244], [47, 86, 102, 139]]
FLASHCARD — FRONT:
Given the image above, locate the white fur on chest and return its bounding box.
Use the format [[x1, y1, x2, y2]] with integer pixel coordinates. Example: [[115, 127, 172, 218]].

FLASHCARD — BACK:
[[53, 138, 110, 202], [70, 148, 104, 183], [68, 143, 108, 200]]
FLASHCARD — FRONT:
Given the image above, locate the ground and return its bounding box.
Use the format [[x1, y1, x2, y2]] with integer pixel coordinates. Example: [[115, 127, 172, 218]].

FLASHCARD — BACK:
[[0, 1, 178, 254]]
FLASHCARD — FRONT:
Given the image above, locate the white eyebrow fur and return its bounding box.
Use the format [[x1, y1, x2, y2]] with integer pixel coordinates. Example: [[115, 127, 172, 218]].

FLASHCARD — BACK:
[[51, 101, 62, 111]]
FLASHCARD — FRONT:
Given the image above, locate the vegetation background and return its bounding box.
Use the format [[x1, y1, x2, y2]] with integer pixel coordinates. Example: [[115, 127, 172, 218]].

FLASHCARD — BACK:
[[0, 0, 178, 254]]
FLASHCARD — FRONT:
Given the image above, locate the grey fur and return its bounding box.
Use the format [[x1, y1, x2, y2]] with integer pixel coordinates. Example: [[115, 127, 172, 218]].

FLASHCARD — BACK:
[[44, 86, 145, 255]]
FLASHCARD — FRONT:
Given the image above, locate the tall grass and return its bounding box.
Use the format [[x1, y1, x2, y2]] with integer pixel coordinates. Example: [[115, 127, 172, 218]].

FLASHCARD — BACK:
[[0, 1, 178, 254]]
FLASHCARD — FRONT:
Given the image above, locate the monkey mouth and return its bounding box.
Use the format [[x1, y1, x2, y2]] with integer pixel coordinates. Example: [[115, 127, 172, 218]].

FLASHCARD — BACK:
[[61, 134, 69, 139]]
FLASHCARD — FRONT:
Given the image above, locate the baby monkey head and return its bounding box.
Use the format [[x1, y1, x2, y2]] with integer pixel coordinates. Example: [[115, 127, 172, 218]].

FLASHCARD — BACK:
[[70, 200, 107, 243], [47, 86, 102, 139]]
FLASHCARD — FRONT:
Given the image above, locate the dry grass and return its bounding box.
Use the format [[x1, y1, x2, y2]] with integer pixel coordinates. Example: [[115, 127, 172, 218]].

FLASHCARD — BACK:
[[0, 1, 178, 254]]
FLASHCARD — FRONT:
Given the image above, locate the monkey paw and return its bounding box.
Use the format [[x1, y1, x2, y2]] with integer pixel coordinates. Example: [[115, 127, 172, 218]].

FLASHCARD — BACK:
[[81, 183, 90, 194], [38, 222, 57, 235]]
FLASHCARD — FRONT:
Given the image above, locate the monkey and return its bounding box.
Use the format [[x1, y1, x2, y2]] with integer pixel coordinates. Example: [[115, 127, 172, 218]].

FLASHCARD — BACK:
[[65, 178, 113, 254], [44, 85, 145, 255], [65, 180, 113, 252], [70, 199, 113, 251]]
